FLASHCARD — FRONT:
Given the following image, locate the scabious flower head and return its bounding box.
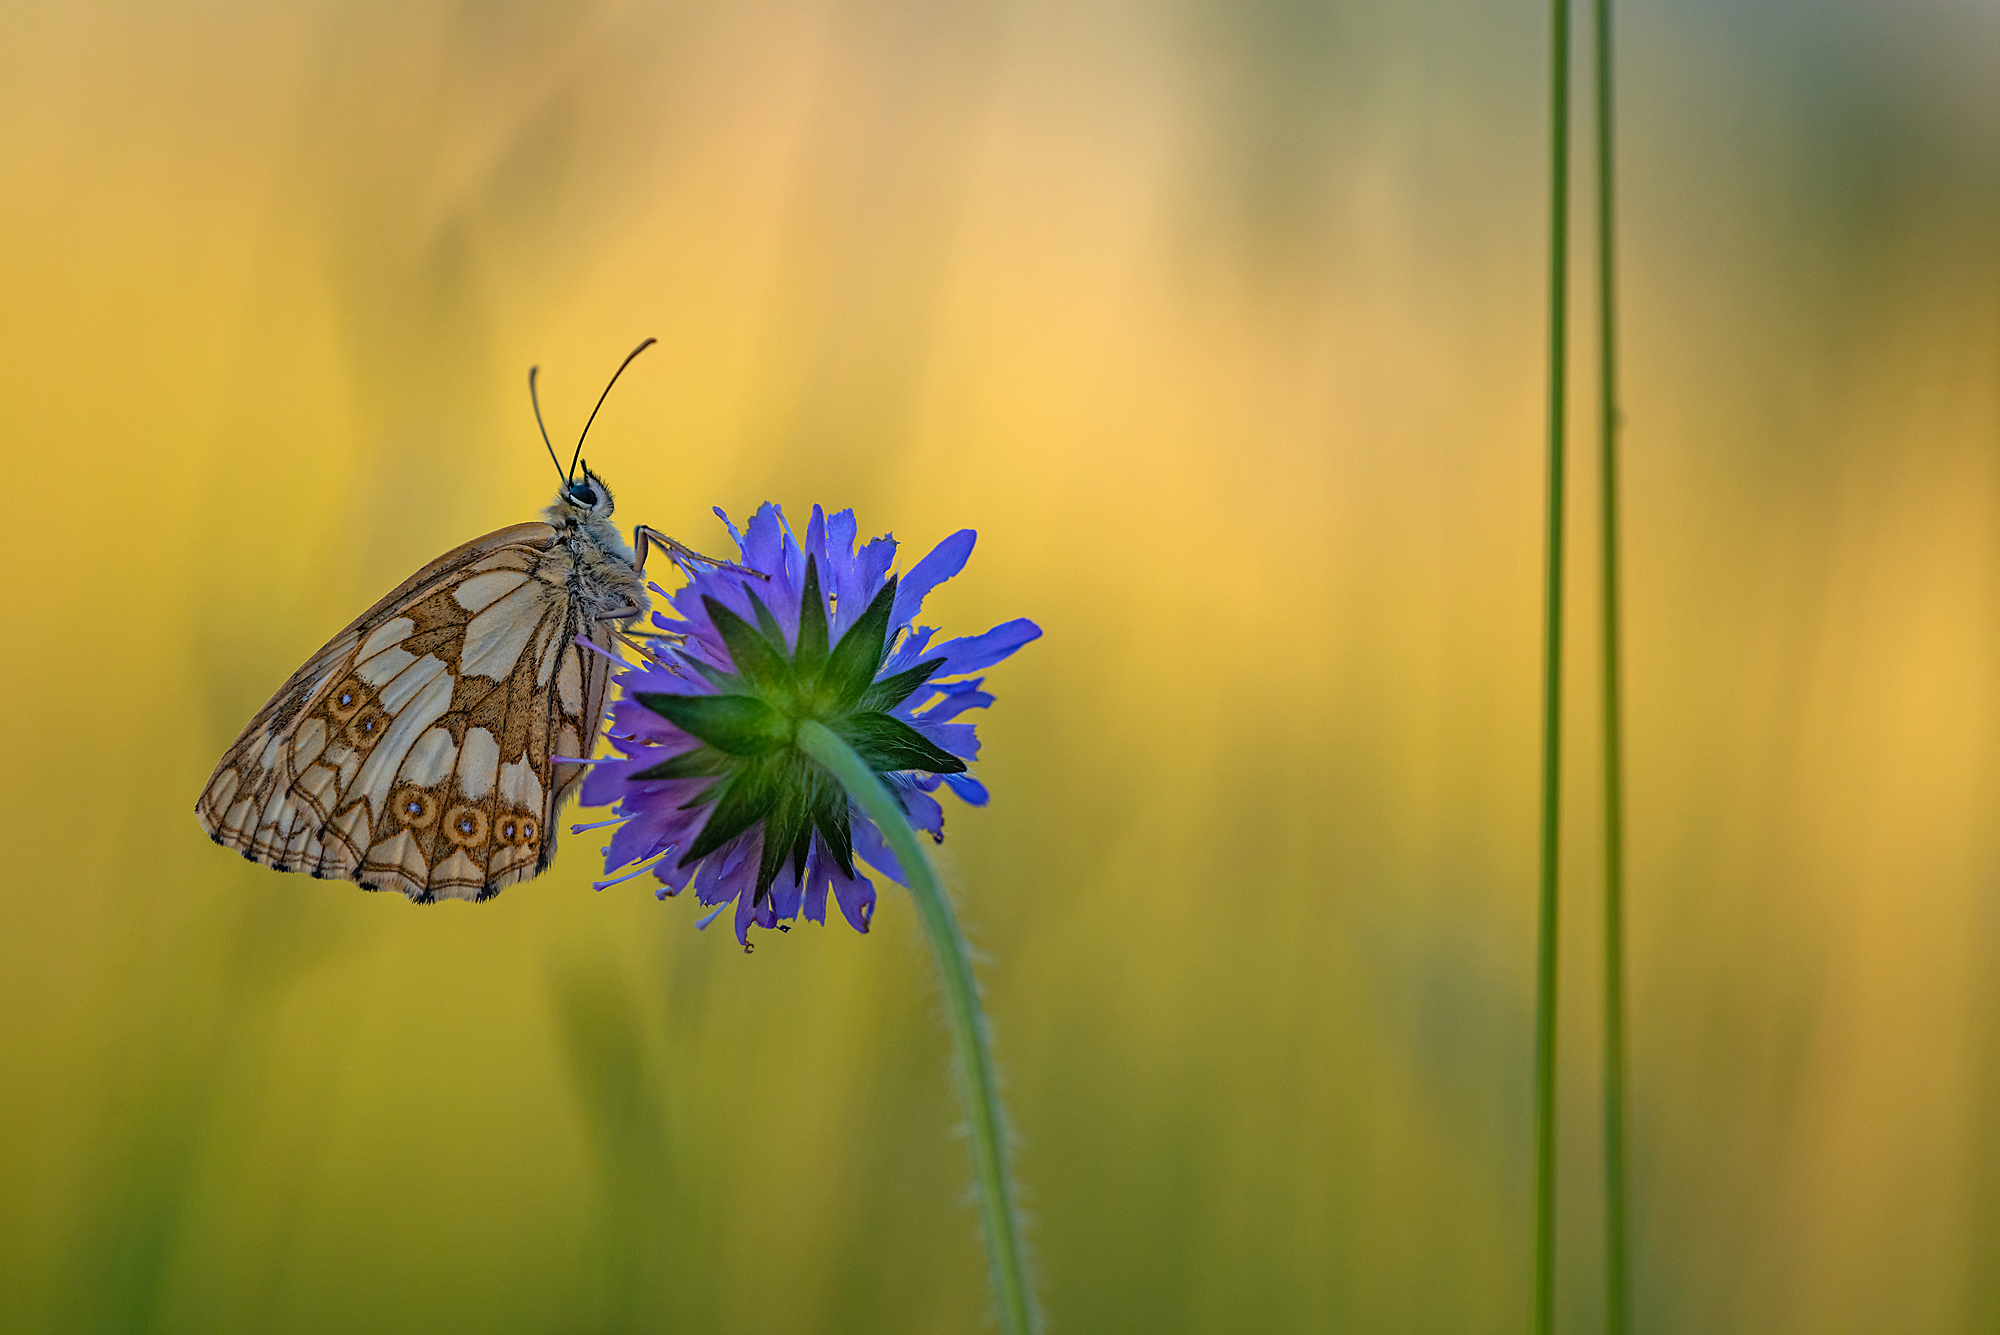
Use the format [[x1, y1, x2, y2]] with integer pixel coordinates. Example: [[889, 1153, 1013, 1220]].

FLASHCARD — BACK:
[[580, 504, 1040, 947]]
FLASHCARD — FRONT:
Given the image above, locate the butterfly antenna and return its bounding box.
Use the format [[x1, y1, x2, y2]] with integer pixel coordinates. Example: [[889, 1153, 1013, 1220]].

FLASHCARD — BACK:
[[528, 366, 566, 487], [569, 337, 657, 483]]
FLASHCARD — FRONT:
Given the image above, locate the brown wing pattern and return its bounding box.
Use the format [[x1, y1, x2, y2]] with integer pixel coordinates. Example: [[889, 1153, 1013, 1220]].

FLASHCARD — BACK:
[[196, 522, 622, 902]]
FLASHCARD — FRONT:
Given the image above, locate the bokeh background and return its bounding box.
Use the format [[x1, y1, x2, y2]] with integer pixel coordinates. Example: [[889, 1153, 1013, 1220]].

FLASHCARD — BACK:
[[3, 0, 1997, 1330]]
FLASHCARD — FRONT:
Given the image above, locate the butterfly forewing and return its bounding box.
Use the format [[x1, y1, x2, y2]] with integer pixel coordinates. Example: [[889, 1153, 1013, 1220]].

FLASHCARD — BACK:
[[198, 521, 624, 902]]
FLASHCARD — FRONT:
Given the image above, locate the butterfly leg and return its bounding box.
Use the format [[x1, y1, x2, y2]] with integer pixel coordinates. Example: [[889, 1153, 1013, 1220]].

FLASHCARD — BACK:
[[634, 525, 767, 580], [591, 606, 684, 673]]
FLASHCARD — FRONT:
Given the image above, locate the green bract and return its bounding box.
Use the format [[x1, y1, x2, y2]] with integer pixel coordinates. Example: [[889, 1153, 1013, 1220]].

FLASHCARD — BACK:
[[631, 555, 964, 905]]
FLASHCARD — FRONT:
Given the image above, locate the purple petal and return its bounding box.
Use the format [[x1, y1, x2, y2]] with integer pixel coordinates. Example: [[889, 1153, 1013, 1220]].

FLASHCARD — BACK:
[[741, 504, 789, 575], [740, 876, 779, 939], [913, 683, 994, 724], [805, 831, 874, 930], [695, 833, 758, 908], [942, 772, 989, 806], [766, 870, 804, 923], [802, 841, 834, 924], [603, 787, 701, 869], [604, 704, 702, 749], [651, 855, 696, 898], [914, 720, 980, 761], [831, 861, 877, 932], [805, 506, 828, 570], [826, 508, 858, 573], [579, 749, 678, 806], [741, 504, 805, 645], [891, 782, 945, 836], [882, 625, 938, 674], [929, 618, 1042, 676], [821, 510, 863, 635], [891, 529, 975, 629], [851, 813, 906, 887], [579, 759, 635, 808], [711, 507, 747, 553], [802, 505, 834, 632], [835, 535, 899, 638]]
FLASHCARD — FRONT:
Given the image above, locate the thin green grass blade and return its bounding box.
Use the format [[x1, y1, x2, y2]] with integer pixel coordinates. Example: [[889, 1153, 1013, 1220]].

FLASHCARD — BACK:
[[1535, 0, 1572, 1330], [1594, 0, 1632, 1327]]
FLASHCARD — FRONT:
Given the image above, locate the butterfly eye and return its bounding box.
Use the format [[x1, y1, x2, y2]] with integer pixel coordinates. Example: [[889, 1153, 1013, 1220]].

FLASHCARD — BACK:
[[569, 484, 599, 507]]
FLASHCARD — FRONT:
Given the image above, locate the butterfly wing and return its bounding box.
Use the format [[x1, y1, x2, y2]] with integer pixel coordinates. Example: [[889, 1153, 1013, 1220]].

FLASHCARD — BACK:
[[197, 522, 625, 902]]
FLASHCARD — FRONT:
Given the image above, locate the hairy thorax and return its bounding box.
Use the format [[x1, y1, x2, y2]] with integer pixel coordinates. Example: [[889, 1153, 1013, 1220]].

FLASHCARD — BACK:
[[553, 510, 649, 626]]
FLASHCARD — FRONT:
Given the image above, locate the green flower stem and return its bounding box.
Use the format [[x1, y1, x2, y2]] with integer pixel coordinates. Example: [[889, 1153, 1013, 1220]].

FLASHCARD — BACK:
[[1536, 0, 1572, 1330], [1593, 0, 1631, 1327], [795, 719, 1036, 1335]]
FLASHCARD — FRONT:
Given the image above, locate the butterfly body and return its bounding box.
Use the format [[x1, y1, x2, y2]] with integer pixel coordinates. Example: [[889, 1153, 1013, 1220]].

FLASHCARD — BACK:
[[197, 468, 647, 903]]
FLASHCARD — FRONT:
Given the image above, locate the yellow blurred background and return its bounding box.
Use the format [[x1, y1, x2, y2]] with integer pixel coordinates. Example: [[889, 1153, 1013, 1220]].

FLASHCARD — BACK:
[[2, 0, 1996, 1330]]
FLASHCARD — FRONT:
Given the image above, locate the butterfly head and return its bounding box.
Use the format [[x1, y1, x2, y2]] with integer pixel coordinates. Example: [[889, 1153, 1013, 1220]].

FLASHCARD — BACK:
[[544, 463, 641, 574], [558, 465, 615, 519], [529, 340, 653, 529]]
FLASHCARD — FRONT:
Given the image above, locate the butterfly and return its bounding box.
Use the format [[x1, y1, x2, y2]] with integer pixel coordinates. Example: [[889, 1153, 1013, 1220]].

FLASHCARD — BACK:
[[196, 340, 737, 903]]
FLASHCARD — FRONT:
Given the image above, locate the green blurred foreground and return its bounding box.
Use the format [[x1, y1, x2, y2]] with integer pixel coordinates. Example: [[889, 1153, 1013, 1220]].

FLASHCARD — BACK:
[[2, 0, 1997, 1330]]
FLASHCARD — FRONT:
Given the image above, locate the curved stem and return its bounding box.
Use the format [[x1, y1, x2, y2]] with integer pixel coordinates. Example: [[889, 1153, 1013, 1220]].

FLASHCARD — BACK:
[[795, 721, 1036, 1335]]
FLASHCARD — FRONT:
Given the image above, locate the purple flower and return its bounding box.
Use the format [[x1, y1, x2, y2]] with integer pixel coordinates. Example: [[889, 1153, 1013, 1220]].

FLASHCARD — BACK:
[[580, 504, 1040, 948]]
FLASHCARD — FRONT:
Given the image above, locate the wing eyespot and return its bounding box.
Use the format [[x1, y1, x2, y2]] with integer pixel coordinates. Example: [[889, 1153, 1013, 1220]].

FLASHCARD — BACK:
[[443, 805, 490, 848], [493, 812, 542, 852], [343, 703, 390, 751], [327, 685, 369, 723], [392, 786, 439, 829]]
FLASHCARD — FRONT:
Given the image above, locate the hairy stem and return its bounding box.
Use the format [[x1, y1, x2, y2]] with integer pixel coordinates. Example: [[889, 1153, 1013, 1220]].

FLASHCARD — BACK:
[[795, 720, 1036, 1335]]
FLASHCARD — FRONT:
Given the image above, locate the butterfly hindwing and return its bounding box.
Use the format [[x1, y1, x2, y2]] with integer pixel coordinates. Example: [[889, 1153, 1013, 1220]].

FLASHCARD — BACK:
[[198, 521, 621, 902], [550, 625, 615, 824]]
